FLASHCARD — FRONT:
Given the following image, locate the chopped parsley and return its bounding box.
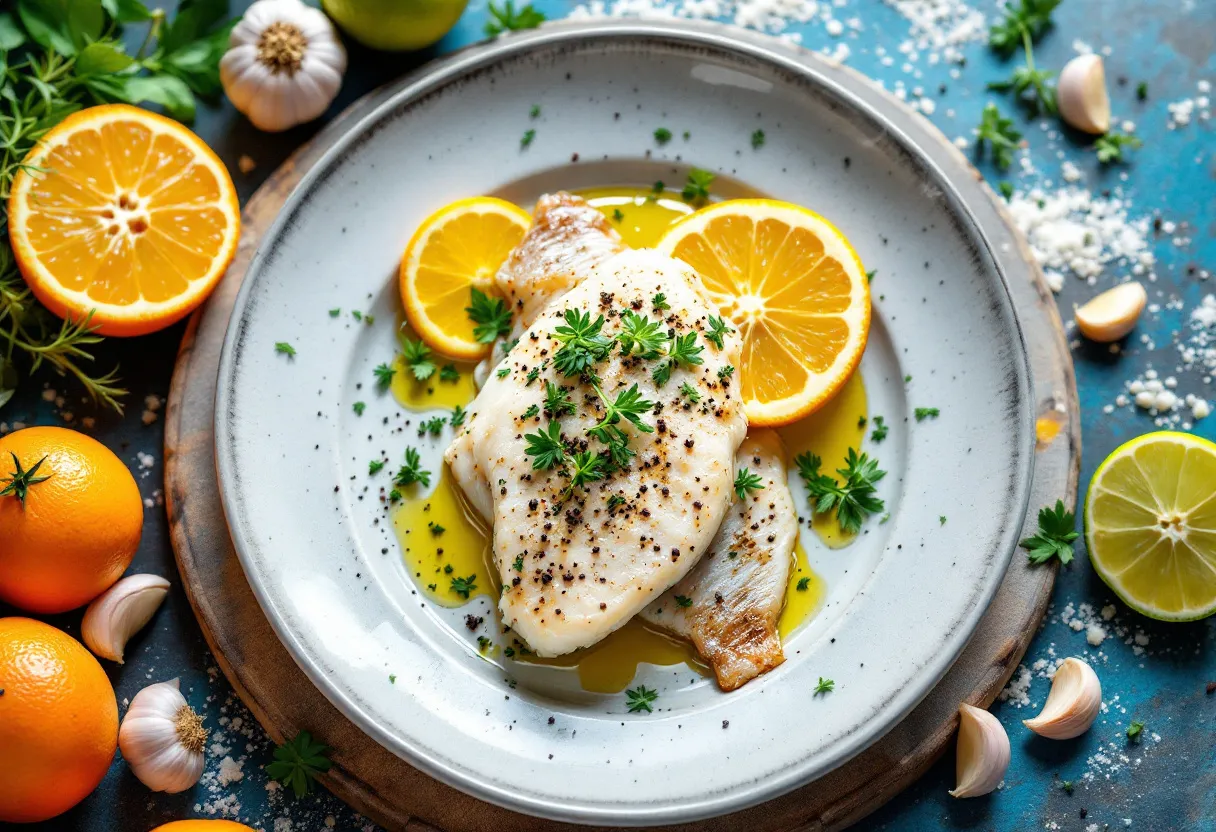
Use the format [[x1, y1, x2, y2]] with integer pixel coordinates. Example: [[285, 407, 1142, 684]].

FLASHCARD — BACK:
[[429, 522, 445, 536], [940, 515, 947, 525], [976, 103, 1022, 170], [328, 308, 340, 317], [374, 363, 396, 389], [1095, 131, 1142, 164], [394, 447, 432, 488], [611, 208, 624, 222], [477, 636, 492, 651], [513, 555, 524, 571], [352, 401, 366, 416], [625, 685, 658, 713], [401, 336, 436, 381], [914, 407, 940, 421], [368, 459, 385, 475], [1136, 81, 1148, 100], [607, 494, 626, 510], [419, 416, 447, 436], [526, 366, 540, 385], [496, 367, 511, 379], [530, 104, 541, 118], [681, 168, 715, 203], [451, 404, 467, 428], [450, 575, 478, 599], [352, 310, 362, 321], [520, 128, 536, 148], [795, 448, 886, 535], [440, 364, 460, 382], [654, 127, 672, 144], [652, 292, 670, 311], [733, 468, 765, 500], [680, 382, 701, 403], [865, 269, 877, 282], [521, 404, 540, 419], [750, 129, 765, 149], [1019, 499, 1077, 565], [796, 577, 811, 591], [274, 342, 296, 357], [718, 365, 735, 381], [1127, 720, 1144, 741], [998, 181, 1015, 201], [524, 421, 566, 470], [466, 288, 512, 344], [705, 315, 733, 349], [675, 595, 693, 608], [814, 677, 835, 694], [648, 181, 665, 200], [389, 488, 402, 502]]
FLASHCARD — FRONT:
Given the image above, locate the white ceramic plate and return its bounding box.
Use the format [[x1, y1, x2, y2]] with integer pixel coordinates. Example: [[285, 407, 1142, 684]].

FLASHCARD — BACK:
[[216, 21, 1034, 826]]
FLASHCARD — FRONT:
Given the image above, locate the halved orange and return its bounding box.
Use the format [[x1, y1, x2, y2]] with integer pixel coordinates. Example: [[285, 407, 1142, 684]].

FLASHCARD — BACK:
[[656, 199, 870, 426], [8, 104, 240, 337], [400, 197, 531, 360]]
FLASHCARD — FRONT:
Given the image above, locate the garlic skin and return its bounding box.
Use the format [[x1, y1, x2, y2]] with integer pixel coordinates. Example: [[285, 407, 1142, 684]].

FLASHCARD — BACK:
[[82, 574, 170, 663], [1074, 282, 1147, 342], [1058, 54, 1111, 134], [1023, 657, 1102, 739], [950, 703, 1010, 798], [221, 0, 347, 132], [119, 679, 208, 793]]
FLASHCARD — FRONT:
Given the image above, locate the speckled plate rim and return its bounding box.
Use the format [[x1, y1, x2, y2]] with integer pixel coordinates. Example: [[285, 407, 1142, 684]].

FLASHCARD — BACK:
[[214, 20, 1036, 826]]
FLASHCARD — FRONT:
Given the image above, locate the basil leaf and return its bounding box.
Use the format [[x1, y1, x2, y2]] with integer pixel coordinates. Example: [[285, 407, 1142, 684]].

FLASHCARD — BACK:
[[113, 73, 196, 121], [159, 0, 228, 56], [0, 12, 27, 51], [75, 41, 135, 75]]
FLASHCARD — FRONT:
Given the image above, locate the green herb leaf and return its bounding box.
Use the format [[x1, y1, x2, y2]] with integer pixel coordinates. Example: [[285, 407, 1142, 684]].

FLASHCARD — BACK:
[[1019, 499, 1077, 565], [552, 308, 614, 377], [625, 685, 658, 713], [275, 342, 296, 357], [652, 292, 670, 311], [451, 404, 467, 428], [814, 677, 835, 694], [705, 315, 733, 350], [439, 364, 460, 382], [353, 401, 366, 416], [74, 41, 135, 76], [654, 127, 672, 144], [1126, 719, 1144, 741], [870, 415, 888, 442], [988, 0, 1060, 55], [521, 403, 539, 419], [751, 129, 765, 149], [567, 450, 606, 490], [524, 420, 566, 470], [1094, 131, 1142, 164], [543, 381, 576, 417], [679, 382, 701, 404], [675, 595, 693, 608], [998, 181, 1015, 201], [395, 447, 432, 488], [400, 336, 436, 381], [266, 731, 332, 798], [914, 407, 940, 422], [374, 363, 396, 389], [484, 0, 545, 35], [976, 103, 1022, 170], [796, 577, 810, 591], [368, 459, 385, 475], [451, 574, 477, 598], [617, 311, 666, 359], [733, 468, 765, 500], [795, 449, 886, 535], [466, 288, 512, 344], [520, 128, 536, 148], [681, 168, 715, 203]]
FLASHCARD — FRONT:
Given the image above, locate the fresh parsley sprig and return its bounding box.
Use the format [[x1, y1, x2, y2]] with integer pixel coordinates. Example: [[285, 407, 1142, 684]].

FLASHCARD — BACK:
[[543, 381, 576, 417], [373, 362, 396, 389], [976, 103, 1022, 170], [466, 288, 512, 344], [733, 468, 765, 500], [266, 731, 332, 798], [400, 335, 436, 381], [552, 308, 614, 377], [1019, 499, 1077, 565], [484, 0, 545, 36], [652, 331, 704, 386], [395, 447, 432, 488], [616, 311, 666, 359], [795, 448, 886, 535], [589, 383, 655, 442], [1094, 132, 1142, 164], [704, 315, 734, 350], [524, 420, 566, 470], [625, 685, 658, 713], [682, 168, 715, 204]]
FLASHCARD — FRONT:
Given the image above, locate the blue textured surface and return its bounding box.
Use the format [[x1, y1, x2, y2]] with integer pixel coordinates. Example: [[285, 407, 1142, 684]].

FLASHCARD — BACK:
[[2, 1, 1214, 830]]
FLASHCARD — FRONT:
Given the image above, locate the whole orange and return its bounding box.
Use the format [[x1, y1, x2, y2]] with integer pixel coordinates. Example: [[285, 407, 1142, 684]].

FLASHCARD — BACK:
[[0, 426, 143, 613], [150, 823, 257, 831], [0, 617, 119, 823]]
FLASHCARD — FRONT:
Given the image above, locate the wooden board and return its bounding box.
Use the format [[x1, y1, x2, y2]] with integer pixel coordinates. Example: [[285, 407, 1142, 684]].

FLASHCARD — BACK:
[[164, 28, 1080, 832]]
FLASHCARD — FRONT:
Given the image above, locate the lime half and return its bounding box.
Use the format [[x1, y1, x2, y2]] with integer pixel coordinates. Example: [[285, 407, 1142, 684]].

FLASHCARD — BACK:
[[1086, 431, 1216, 621]]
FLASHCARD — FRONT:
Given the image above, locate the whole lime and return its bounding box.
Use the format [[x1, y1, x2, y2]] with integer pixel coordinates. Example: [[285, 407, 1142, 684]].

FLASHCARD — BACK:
[[321, 0, 470, 51]]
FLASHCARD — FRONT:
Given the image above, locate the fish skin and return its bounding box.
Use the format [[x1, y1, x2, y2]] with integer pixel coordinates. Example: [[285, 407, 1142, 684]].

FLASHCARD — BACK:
[[640, 429, 796, 690]]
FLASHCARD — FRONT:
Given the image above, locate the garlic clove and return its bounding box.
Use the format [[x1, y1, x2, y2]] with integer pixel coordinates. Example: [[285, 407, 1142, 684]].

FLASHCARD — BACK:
[[1074, 282, 1147, 342], [82, 574, 170, 663], [1058, 54, 1111, 134], [950, 703, 1010, 798], [119, 678, 208, 794], [1023, 657, 1102, 739]]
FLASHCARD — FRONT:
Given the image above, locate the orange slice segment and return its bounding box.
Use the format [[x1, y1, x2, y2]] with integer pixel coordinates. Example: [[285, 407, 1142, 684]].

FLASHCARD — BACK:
[[399, 197, 531, 360], [656, 199, 870, 426], [7, 104, 240, 337]]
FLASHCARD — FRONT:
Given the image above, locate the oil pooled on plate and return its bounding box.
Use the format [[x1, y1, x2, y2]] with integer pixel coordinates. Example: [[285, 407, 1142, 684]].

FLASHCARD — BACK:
[[391, 185, 864, 692]]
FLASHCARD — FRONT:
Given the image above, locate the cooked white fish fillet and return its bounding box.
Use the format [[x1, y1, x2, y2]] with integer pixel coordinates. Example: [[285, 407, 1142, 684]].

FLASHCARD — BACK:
[[473, 192, 625, 387], [446, 247, 747, 657], [640, 429, 796, 690]]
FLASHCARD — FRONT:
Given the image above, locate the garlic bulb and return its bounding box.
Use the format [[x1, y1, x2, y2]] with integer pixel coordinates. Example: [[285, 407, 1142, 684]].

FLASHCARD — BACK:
[[1023, 657, 1102, 739], [1058, 54, 1111, 134], [119, 679, 208, 793], [220, 0, 347, 132], [950, 703, 1010, 798], [1074, 282, 1147, 343], [82, 574, 170, 663]]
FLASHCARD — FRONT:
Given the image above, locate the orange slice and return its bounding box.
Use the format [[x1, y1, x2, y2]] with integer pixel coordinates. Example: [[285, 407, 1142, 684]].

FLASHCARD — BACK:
[[656, 199, 870, 426], [8, 104, 240, 337], [400, 197, 531, 360]]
